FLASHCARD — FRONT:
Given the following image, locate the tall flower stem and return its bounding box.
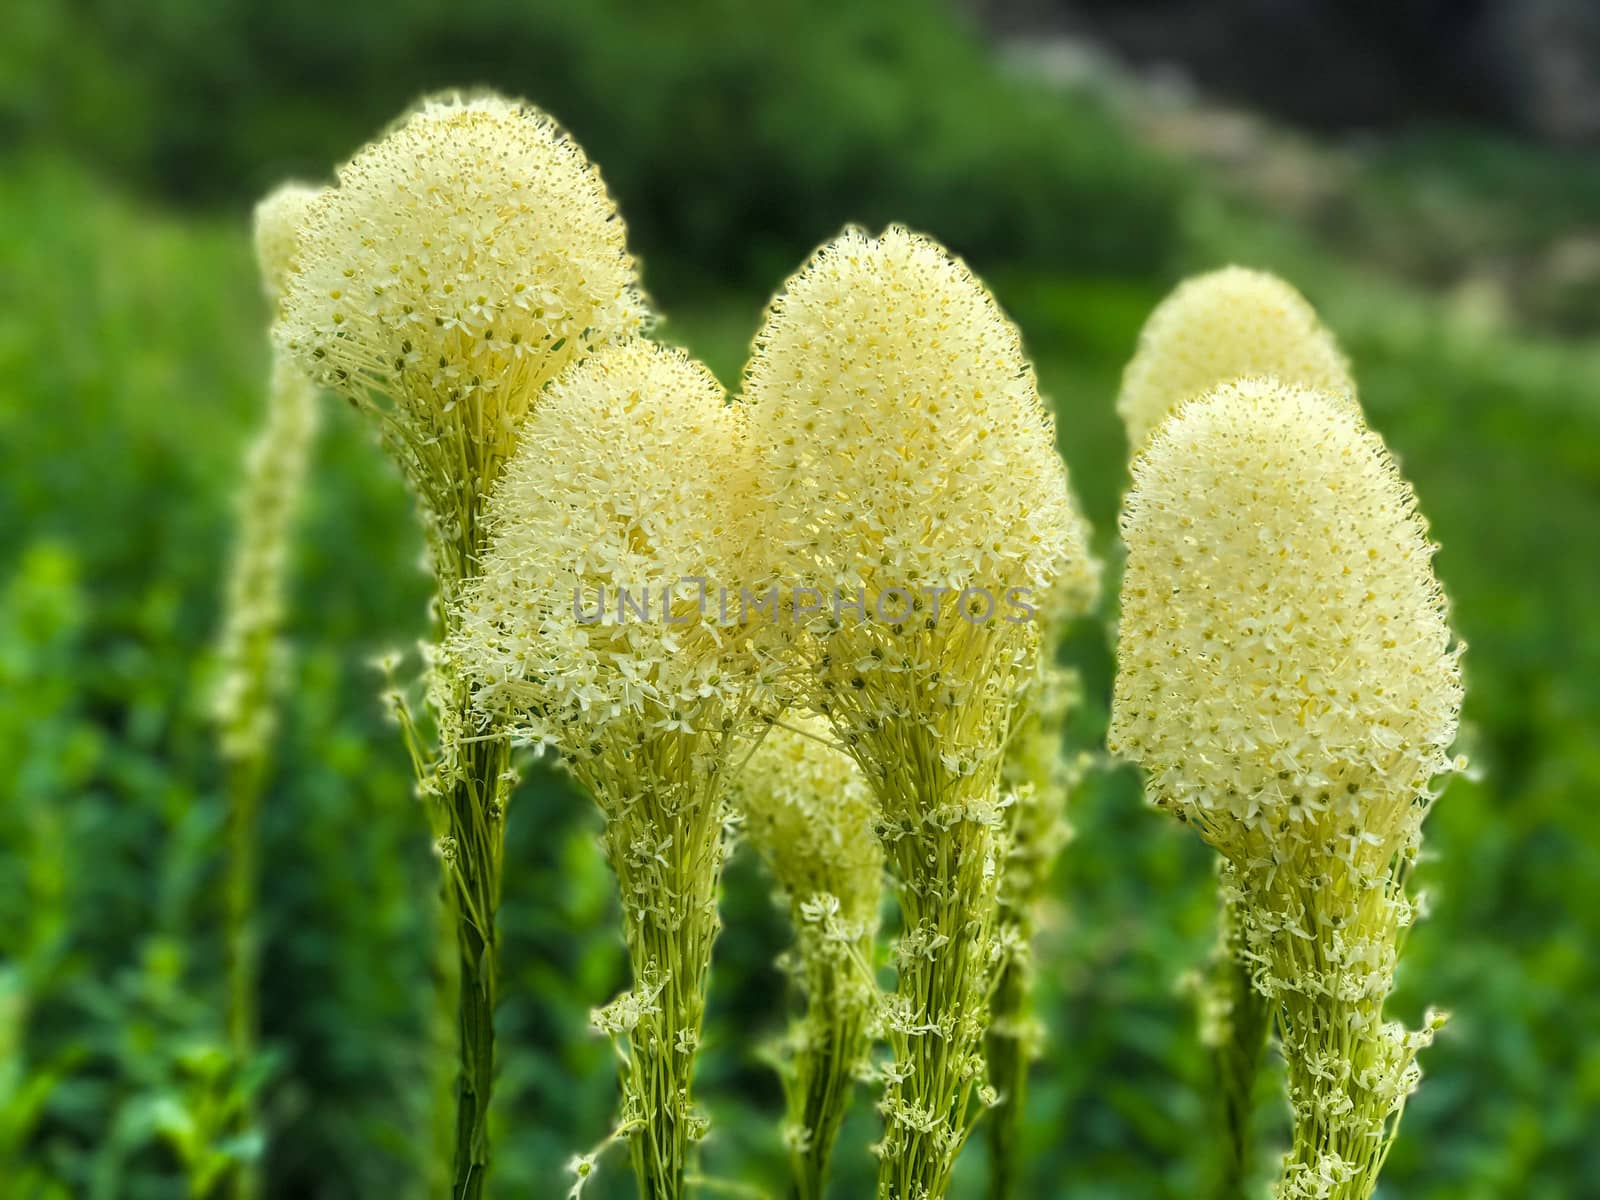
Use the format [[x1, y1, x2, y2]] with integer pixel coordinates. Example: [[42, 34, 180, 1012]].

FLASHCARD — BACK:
[[788, 944, 874, 1200], [213, 341, 320, 1200], [982, 953, 1026, 1200], [985, 661, 1082, 1200], [1211, 894, 1271, 1200], [595, 766, 728, 1200], [877, 800, 1003, 1200], [1259, 863, 1442, 1200], [438, 730, 512, 1200]]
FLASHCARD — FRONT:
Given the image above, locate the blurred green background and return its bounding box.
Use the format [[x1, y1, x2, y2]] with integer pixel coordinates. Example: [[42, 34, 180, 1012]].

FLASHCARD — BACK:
[[2, 1, 1597, 1197]]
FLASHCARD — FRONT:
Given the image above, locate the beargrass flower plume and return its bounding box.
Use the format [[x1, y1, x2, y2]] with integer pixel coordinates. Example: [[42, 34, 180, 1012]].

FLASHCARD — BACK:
[[208, 179, 324, 1200], [1116, 267, 1354, 452], [278, 92, 649, 585], [277, 92, 648, 1200], [744, 226, 1098, 1199], [452, 340, 773, 1200], [1109, 379, 1464, 1200], [1117, 267, 1358, 1196], [731, 716, 884, 1200]]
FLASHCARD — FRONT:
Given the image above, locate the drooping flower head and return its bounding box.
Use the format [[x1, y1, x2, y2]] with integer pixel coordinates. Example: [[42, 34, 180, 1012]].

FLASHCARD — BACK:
[[253, 182, 323, 303], [1117, 267, 1354, 450], [744, 226, 1097, 800], [1110, 377, 1463, 869], [278, 92, 649, 579], [453, 338, 764, 768]]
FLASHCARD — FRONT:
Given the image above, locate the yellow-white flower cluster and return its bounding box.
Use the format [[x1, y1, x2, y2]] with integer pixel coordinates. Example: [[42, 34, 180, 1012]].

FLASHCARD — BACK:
[[745, 225, 1097, 805], [745, 226, 1097, 1197], [276, 91, 648, 580], [253, 182, 324, 303], [1110, 377, 1461, 862], [454, 339, 766, 763], [1110, 378, 1463, 1199], [1117, 267, 1355, 450]]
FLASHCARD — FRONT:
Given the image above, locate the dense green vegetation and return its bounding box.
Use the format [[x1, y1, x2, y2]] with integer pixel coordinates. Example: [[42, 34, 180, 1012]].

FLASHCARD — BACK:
[[2, 3, 1597, 1197]]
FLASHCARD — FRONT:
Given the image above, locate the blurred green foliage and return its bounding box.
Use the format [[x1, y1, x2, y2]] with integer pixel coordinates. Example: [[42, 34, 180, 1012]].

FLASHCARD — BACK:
[[0, 2, 1597, 1198], [0, 0, 1180, 295]]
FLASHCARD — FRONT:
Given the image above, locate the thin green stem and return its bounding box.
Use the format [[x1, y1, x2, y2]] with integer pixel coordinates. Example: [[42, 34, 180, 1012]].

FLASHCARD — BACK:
[[1213, 925, 1271, 1200], [439, 732, 511, 1200], [224, 761, 263, 1200], [786, 938, 874, 1200], [982, 956, 1027, 1200]]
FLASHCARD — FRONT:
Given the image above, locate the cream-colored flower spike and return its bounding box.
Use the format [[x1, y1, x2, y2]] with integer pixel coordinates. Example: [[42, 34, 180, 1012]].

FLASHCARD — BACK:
[[733, 717, 883, 1200], [454, 339, 768, 1200], [213, 181, 326, 1200], [747, 225, 1092, 602], [277, 90, 648, 580], [745, 225, 1097, 1200], [1110, 378, 1463, 1200], [1117, 266, 1355, 450], [456, 339, 760, 750]]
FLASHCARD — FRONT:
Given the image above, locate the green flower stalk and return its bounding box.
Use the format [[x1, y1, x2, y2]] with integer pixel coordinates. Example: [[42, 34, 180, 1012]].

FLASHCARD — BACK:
[[731, 716, 884, 1200], [277, 92, 647, 1198], [1117, 266, 1356, 1195], [745, 227, 1098, 1200], [452, 341, 773, 1200], [1109, 379, 1464, 1200], [985, 656, 1087, 1200], [210, 180, 324, 1200]]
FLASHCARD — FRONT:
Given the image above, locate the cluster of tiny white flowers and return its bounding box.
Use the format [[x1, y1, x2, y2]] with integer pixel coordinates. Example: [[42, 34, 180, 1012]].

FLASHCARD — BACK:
[[276, 91, 648, 580], [744, 226, 1098, 1195], [744, 225, 1097, 817], [1110, 378, 1463, 1199], [1110, 378, 1462, 864], [1117, 266, 1355, 450], [252, 182, 324, 304], [212, 183, 324, 761], [452, 339, 768, 766]]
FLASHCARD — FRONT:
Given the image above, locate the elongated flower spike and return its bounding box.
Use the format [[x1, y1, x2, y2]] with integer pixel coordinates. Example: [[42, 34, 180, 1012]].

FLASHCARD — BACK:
[[1117, 266, 1357, 1195], [1117, 266, 1355, 451], [278, 91, 649, 586], [1110, 378, 1464, 1200], [732, 716, 883, 1200], [209, 179, 325, 1200], [453, 339, 772, 1200], [278, 92, 648, 1199], [745, 225, 1097, 1200]]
